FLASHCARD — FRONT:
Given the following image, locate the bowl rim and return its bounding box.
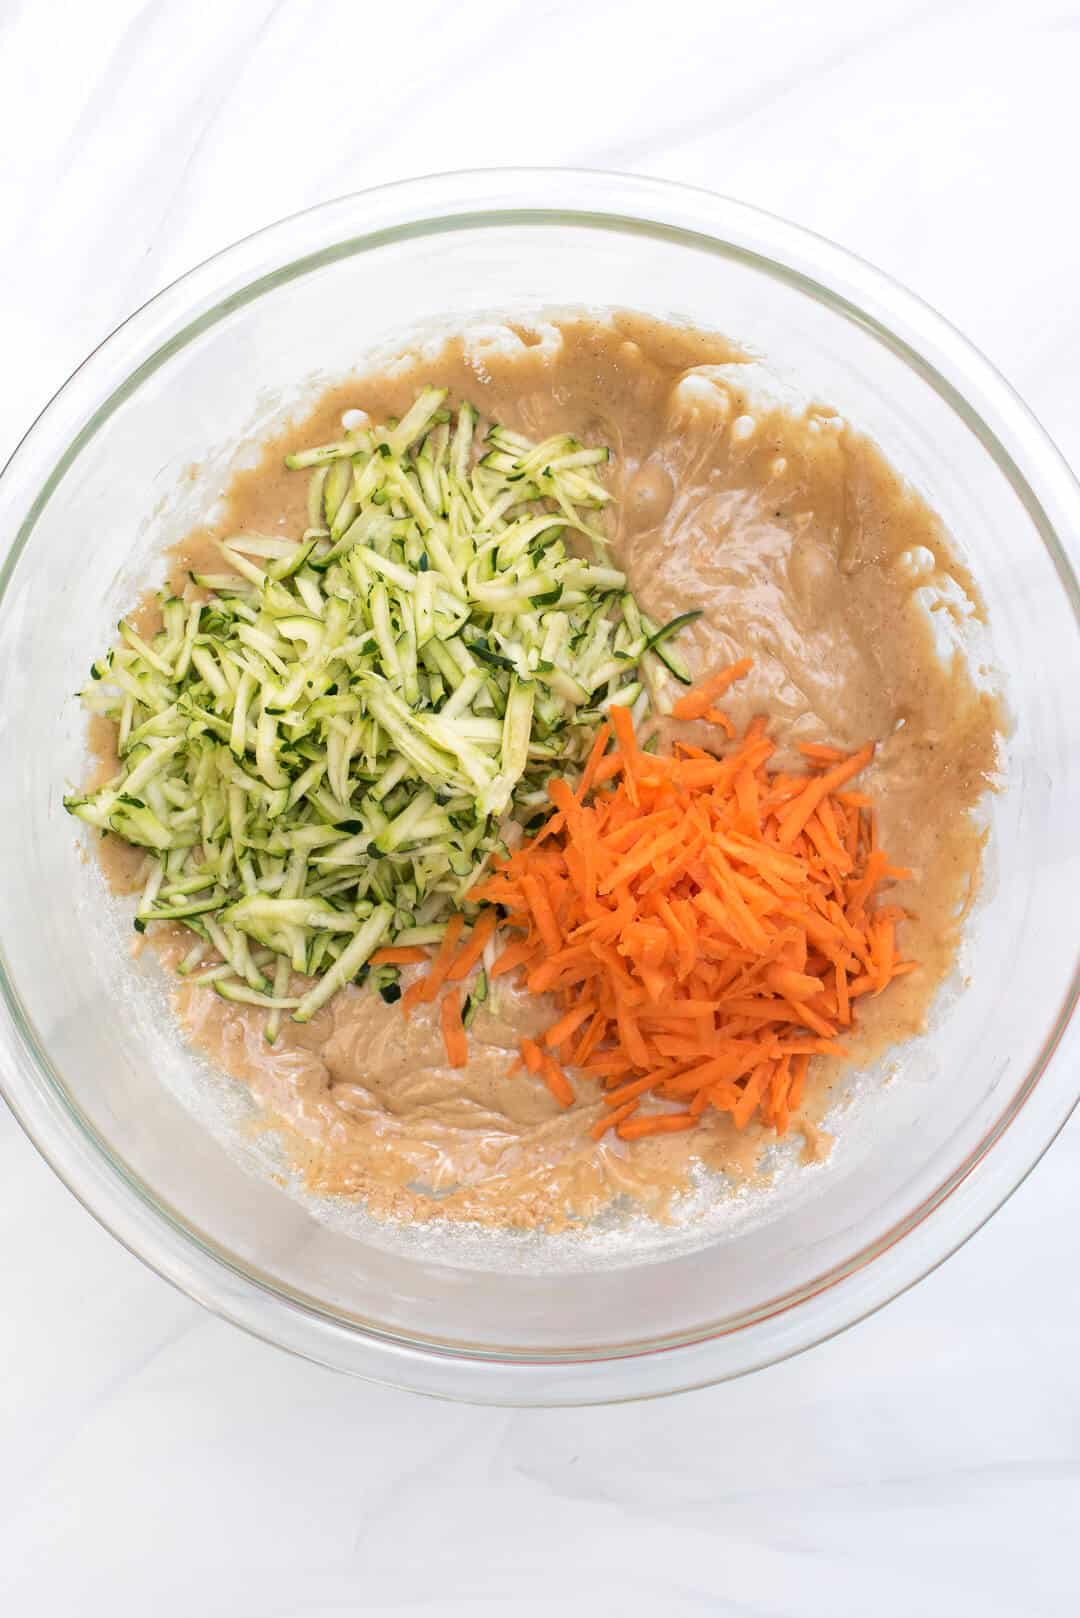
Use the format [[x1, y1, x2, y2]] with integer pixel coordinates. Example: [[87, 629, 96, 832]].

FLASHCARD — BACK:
[[1, 166, 1077, 1404]]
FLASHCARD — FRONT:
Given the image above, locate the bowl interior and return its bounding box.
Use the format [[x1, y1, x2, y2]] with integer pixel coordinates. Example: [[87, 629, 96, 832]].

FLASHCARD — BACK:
[[1, 198, 1077, 1371]]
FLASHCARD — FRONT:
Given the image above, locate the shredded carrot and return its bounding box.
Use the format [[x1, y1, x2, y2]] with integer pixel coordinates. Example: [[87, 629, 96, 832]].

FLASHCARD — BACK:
[[603, 1069, 678, 1108], [401, 913, 465, 1016], [540, 1053, 576, 1108], [445, 908, 498, 982], [543, 1001, 596, 1052], [703, 707, 736, 737], [519, 1038, 543, 1074], [577, 720, 612, 801], [490, 938, 534, 978], [777, 744, 875, 848], [617, 1113, 697, 1141], [591, 1098, 639, 1140], [572, 1010, 608, 1067], [440, 989, 468, 1068], [671, 657, 754, 722], [520, 873, 562, 954], [798, 742, 847, 763], [369, 945, 430, 966], [408, 663, 911, 1138]]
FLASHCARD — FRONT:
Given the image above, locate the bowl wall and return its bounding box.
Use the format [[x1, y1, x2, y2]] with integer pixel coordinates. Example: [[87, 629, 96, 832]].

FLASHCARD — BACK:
[[0, 172, 1076, 1401]]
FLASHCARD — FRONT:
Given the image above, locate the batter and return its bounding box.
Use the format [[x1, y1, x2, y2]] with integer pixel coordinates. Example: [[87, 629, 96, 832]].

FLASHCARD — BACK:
[[93, 313, 1001, 1230]]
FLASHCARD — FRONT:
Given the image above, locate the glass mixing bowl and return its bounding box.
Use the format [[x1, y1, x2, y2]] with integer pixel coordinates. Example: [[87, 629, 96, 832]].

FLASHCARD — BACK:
[[1, 170, 1077, 1404]]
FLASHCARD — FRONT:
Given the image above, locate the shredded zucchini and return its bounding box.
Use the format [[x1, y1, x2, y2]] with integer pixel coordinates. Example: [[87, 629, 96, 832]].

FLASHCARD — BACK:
[[66, 391, 695, 1035]]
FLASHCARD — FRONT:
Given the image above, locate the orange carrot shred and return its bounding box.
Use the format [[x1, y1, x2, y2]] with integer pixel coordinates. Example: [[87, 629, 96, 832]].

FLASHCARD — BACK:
[[789, 1054, 810, 1109], [521, 873, 562, 954], [540, 1054, 575, 1108], [608, 704, 640, 805], [703, 707, 736, 737], [440, 989, 468, 1068], [776, 744, 875, 848], [672, 657, 754, 722], [571, 1008, 607, 1066], [401, 913, 465, 1016], [390, 659, 912, 1141], [617, 1113, 697, 1141], [603, 1069, 675, 1108], [798, 742, 847, 764], [577, 721, 612, 801], [369, 945, 430, 966], [445, 908, 498, 982], [591, 1098, 639, 1140], [543, 1001, 596, 1051], [733, 1061, 774, 1129], [490, 938, 534, 978]]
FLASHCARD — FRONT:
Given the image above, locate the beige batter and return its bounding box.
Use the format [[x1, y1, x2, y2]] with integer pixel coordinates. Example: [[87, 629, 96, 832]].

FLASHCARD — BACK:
[[93, 313, 1001, 1231]]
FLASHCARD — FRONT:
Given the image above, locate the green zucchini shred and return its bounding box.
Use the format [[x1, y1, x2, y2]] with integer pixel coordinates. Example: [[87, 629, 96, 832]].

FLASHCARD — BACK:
[[67, 392, 698, 1035]]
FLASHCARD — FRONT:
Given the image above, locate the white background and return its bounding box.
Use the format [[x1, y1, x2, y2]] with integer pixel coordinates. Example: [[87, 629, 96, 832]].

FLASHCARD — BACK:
[[2, 2, 1078, 1613]]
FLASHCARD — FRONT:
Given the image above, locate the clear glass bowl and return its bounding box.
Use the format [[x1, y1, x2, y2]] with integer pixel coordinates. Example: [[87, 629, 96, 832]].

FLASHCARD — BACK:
[[1, 170, 1077, 1404]]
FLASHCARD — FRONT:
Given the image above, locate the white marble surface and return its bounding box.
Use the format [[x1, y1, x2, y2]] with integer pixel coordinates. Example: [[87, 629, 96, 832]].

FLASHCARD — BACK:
[[2, 1, 1078, 1612]]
